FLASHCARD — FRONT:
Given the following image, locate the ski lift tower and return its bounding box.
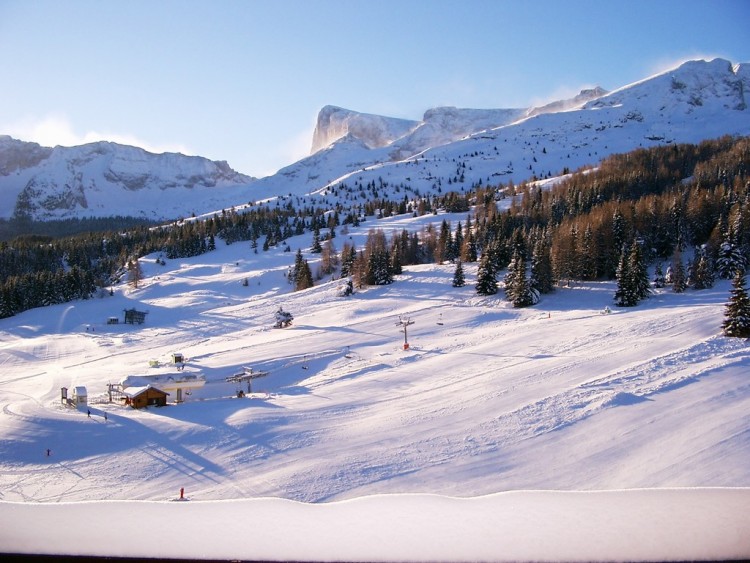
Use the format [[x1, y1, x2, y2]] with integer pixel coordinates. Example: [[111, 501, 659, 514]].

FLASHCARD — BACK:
[[396, 316, 415, 350], [226, 367, 269, 396]]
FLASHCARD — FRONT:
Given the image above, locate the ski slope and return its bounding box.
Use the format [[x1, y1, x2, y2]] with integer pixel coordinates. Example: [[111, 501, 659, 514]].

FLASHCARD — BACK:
[[0, 210, 749, 559]]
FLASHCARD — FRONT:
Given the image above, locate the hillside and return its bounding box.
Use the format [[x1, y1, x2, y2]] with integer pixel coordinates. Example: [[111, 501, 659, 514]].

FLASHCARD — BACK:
[[0, 205, 748, 503], [1, 205, 749, 558]]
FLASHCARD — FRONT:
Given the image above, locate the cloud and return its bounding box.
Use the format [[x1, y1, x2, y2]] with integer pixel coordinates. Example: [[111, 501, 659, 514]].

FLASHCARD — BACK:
[[257, 126, 314, 177], [1, 114, 193, 156]]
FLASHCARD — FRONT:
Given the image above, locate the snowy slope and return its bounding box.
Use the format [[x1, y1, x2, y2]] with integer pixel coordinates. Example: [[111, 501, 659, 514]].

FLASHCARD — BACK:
[[0, 203, 749, 558], [0, 209, 748, 503]]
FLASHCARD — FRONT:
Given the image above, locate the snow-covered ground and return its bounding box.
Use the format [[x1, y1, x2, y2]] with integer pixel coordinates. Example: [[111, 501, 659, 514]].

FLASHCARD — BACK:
[[1, 210, 749, 560]]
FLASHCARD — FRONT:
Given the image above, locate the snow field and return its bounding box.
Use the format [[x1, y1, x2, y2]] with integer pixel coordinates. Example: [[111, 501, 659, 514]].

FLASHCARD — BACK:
[[0, 211, 749, 559]]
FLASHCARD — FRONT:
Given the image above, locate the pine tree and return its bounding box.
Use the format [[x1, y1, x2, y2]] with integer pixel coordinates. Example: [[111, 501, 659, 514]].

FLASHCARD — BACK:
[[505, 249, 536, 307], [716, 238, 746, 280], [340, 244, 356, 278], [628, 240, 651, 302], [692, 246, 715, 290], [310, 227, 322, 254], [453, 222, 464, 263], [671, 249, 687, 293], [530, 238, 555, 294], [390, 247, 402, 276], [722, 270, 750, 337], [615, 241, 651, 306], [653, 262, 665, 288], [366, 249, 393, 285], [295, 259, 314, 291], [475, 251, 498, 295], [580, 223, 597, 280], [614, 245, 637, 306], [452, 260, 465, 287]]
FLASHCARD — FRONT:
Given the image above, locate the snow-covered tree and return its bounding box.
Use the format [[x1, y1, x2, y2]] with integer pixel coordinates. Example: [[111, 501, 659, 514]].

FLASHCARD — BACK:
[[274, 307, 294, 328], [452, 260, 465, 288], [340, 243, 357, 278], [475, 251, 498, 295], [338, 278, 354, 297], [653, 262, 665, 288], [310, 227, 322, 254], [615, 241, 649, 306], [715, 239, 746, 280], [722, 270, 750, 337], [366, 249, 393, 285]]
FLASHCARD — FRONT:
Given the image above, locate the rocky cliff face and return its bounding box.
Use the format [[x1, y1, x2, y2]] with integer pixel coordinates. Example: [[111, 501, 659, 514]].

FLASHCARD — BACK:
[[310, 90, 611, 161], [310, 105, 420, 154]]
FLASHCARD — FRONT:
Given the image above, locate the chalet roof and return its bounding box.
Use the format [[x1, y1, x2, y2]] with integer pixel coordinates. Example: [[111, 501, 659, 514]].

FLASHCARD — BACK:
[[122, 384, 170, 398]]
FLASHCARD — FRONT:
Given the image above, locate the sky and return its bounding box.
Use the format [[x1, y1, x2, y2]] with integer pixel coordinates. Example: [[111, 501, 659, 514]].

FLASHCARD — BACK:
[[1, 0, 749, 178]]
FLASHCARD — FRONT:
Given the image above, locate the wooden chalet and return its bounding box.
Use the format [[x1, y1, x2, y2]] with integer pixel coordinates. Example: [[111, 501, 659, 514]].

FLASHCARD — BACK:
[[124, 308, 148, 325], [123, 385, 169, 409]]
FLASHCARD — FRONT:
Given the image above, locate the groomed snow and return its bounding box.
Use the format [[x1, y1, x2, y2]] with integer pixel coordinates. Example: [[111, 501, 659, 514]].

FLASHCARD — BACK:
[[1, 209, 749, 560], [2, 489, 748, 561]]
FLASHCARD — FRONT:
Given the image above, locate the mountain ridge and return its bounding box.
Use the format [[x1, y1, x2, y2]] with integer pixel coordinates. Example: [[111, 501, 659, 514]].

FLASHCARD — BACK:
[[2, 57, 749, 223]]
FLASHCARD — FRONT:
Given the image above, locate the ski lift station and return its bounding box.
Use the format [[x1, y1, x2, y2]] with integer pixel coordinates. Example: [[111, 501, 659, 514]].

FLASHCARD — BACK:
[[120, 370, 206, 403]]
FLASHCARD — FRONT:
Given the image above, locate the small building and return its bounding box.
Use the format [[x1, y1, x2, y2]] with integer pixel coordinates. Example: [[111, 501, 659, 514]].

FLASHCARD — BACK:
[[171, 352, 185, 364], [124, 308, 148, 325], [123, 385, 169, 409], [71, 386, 87, 406], [120, 371, 205, 403]]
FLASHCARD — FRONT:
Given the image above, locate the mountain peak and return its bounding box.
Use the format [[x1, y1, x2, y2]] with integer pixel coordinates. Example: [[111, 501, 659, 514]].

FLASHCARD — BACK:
[[311, 106, 419, 154]]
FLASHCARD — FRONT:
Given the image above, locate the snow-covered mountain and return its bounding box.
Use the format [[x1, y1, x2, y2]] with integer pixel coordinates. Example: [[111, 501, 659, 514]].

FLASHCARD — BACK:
[[247, 58, 750, 205], [2, 58, 749, 223], [0, 136, 254, 221]]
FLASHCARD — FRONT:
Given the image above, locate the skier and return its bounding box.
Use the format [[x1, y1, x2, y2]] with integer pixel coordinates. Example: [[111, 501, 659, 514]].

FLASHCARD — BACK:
[[87, 409, 91, 418]]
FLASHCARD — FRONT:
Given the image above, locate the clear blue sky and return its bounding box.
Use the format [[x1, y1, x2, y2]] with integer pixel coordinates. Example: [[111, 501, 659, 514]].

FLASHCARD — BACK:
[[1, 0, 748, 177]]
